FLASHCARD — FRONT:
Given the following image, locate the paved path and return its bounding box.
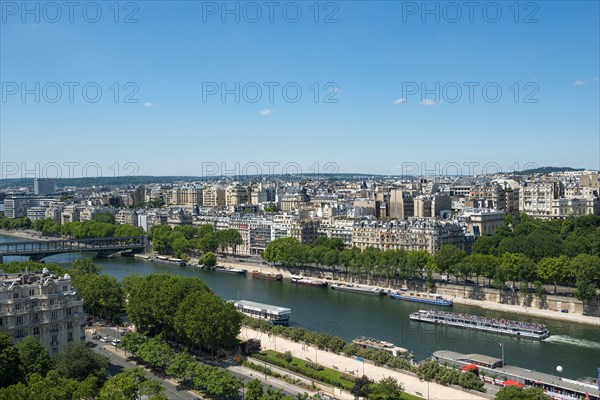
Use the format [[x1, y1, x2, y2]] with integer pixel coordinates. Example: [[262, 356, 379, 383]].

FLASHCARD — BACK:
[[240, 327, 488, 400]]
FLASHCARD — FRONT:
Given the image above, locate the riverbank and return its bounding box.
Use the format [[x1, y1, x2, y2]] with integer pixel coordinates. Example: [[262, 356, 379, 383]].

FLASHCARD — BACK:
[[219, 258, 600, 327], [0, 228, 54, 241], [240, 327, 488, 400]]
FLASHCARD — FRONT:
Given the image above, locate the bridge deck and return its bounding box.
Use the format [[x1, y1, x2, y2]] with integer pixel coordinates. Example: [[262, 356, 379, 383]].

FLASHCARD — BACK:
[[0, 236, 147, 257]]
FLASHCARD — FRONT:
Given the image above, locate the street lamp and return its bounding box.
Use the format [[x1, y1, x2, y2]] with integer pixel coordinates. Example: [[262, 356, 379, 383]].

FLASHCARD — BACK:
[[499, 343, 504, 366]]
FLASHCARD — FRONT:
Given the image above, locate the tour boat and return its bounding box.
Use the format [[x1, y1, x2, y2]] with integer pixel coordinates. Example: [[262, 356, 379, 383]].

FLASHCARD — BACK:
[[410, 310, 550, 339]]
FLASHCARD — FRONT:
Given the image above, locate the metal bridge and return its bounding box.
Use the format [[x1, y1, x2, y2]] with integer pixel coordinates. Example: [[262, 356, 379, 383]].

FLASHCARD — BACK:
[[0, 236, 148, 263]]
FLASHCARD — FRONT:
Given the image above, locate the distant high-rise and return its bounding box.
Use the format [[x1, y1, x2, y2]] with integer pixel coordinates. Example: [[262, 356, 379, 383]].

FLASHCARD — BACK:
[[34, 179, 55, 195]]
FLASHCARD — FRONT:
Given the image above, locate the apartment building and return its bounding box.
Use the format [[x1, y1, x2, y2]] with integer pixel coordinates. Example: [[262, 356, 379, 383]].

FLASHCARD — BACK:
[[226, 185, 250, 206], [115, 209, 138, 226], [413, 194, 452, 218], [352, 218, 467, 254], [460, 208, 506, 237], [317, 218, 354, 247], [0, 270, 86, 354], [170, 187, 203, 207], [203, 186, 226, 208]]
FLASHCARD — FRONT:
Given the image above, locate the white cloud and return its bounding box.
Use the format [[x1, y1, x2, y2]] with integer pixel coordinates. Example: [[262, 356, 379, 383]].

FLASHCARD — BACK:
[[260, 109, 273, 116], [420, 99, 440, 106], [143, 102, 154, 107], [392, 98, 406, 105], [574, 77, 598, 86]]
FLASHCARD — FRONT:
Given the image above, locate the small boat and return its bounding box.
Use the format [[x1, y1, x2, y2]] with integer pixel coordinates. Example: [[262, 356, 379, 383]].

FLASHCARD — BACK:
[[290, 275, 328, 287], [214, 266, 247, 275], [388, 290, 453, 306], [154, 256, 186, 266], [233, 299, 291, 325], [409, 310, 550, 340], [251, 271, 283, 281], [352, 336, 408, 356], [330, 283, 386, 296]]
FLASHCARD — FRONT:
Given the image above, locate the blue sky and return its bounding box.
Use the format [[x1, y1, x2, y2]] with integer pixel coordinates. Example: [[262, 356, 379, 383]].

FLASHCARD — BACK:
[[1, 1, 599, 178]]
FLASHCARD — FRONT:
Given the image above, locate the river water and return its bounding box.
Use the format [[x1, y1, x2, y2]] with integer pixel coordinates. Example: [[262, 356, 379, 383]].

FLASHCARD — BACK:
[[1, 234, 599, 380]]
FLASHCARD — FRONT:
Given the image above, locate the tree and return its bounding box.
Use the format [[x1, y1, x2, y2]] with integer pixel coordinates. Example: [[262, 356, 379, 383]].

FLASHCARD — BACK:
[[115, 224, 145, 237], [94, 212, 116, 224], [245, 379, 264, 400], [199, 252, 217, 267], [243, 339, 261, 355], [126, 274, 210, 337], [501, 253, 535, 289], [198, 232, 219, 253], [15, 337, 52, 379], [571, 254, 600, 305], [174, 291, 243, 352], [71, 274, 124, 321], [369, 376, 404, 400], [197, 224, 215, 238], [350, 375, 371, 399], [99, 368, 165, 400], [136, 337, 174, 372], [120, 332, 149, 354], [0, 332, 23, 388], [495, 386, 551, 400], [71, 258, 102, 275], [434, 245, 467, 282], [166, 351, 196, 379], [537, 256, 570, 293], [53, 342, 109, 382]]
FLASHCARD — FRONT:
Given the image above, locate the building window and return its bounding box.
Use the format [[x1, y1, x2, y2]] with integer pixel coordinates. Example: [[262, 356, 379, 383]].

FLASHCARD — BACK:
[[29, 289, 35, 296], [65, 308, 72, 316], [31, 300, 38, 308], [16, 316, 23, 325], [13, 293, 18, 299], [51, 311, 57, 319], [15, 303, 21, 310], [15, 330, 24, 338], [50, 299, 55, 305], [67, 322, 73, 329], [63, 286, 67, 292], [33, 313, 39, 322], [33, 327, 40, 335], [52, 348, 58, 354], [68, 332, 73, 341], [0, 318, 3, 326]]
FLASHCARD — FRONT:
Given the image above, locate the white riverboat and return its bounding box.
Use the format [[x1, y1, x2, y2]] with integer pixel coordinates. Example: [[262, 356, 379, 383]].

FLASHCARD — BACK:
[[410, 310, 550, 339], [233, 300, 291, 325]]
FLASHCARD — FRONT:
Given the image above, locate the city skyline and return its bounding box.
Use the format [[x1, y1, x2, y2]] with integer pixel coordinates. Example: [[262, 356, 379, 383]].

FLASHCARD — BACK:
[[1, 1, 599, 175]]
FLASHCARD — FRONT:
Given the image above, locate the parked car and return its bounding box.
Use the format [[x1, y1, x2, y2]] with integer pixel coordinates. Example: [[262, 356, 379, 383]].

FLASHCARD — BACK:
[[111, 339, 121, 346], [91, 335, 101, 341], [99, 336, 110, 343], [561, 309, 569, 313]]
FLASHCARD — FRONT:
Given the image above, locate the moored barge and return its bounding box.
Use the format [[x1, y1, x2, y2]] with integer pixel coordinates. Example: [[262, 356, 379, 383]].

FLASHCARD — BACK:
[[330, 283, 386, 296]]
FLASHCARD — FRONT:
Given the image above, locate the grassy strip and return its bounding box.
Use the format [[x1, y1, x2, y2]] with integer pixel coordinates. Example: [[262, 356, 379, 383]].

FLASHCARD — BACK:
[[254, 350, 358, 390], [253, 351, 425, 400], [243, 360, 316, 391]]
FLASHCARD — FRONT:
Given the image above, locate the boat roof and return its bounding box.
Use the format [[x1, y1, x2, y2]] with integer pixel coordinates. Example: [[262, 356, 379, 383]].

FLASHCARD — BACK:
[[434, 350, 600, 397], [235, 300, 291, 315]]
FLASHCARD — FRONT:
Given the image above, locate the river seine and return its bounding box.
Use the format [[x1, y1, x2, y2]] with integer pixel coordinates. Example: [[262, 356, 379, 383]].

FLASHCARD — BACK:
[[1, 234, 599, 381]]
